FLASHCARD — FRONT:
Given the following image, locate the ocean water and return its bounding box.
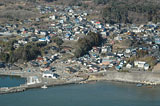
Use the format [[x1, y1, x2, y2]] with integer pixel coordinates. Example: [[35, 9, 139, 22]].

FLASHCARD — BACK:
[[0, 80, 160, 106], [0, 75, 26, 87]]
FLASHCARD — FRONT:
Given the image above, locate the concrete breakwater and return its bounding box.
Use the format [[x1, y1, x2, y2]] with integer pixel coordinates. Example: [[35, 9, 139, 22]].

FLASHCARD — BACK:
[[0, 84, 27, 94], [0, 76, 87, 95], [1, 71, 160, 94], [88, 71, 160, 85], [0, 81, 82, 95]]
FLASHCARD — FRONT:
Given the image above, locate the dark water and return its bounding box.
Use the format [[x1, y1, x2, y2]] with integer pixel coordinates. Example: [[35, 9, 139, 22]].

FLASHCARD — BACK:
[[0, 75, 26, 87], [0, 81, 160, 106]]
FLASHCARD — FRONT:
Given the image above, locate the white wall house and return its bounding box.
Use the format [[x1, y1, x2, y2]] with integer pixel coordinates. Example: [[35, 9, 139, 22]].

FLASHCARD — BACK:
[[132, 27, 141, 33], [42, 71, 58, 79], [126, 63, 132, 69], [50, 15, 56, 20], [134, 61, 146, 68], [134, 61, 150, 70], [125, 48, 131, 54], [101, 47, 107, 53]]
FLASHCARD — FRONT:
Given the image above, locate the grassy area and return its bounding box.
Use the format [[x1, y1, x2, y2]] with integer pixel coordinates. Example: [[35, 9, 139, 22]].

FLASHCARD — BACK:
[[118, 70, 130, 72], [62, 40, 77, 49]]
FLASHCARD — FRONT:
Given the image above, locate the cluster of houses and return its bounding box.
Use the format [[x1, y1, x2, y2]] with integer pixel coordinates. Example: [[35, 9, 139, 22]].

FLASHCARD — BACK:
[[1, 4, 160, 76], [66, 22, 160, 72], [0, 6, 108, 43]]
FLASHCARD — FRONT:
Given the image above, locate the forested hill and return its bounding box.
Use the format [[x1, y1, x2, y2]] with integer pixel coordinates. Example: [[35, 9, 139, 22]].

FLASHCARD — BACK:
[[52, 0, 160, 24], [0, 0, 160, 24], [99, 0, 160, 24]]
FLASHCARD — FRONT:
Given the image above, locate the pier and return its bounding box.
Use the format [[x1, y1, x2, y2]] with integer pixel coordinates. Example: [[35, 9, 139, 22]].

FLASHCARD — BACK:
[[0, 84, 27, 94], [0, 73, 87, 94]]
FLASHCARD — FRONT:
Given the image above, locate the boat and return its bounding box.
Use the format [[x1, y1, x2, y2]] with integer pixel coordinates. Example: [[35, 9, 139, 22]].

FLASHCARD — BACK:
[[41, 85, 47, 89], [136, 83, 143, 87]]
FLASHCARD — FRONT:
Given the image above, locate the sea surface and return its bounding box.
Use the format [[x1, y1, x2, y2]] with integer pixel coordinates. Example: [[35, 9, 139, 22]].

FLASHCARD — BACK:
[[0, 76, 160, 106]]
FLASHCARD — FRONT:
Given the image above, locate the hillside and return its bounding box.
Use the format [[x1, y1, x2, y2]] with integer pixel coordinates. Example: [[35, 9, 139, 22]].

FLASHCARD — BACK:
[[54, 0, 160, 24], [0, 0, 160, 24], [99, 0, 160, 24]]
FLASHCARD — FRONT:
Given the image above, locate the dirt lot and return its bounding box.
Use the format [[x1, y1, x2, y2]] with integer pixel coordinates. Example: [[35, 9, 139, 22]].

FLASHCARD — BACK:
[[152, 63, 160, 72]]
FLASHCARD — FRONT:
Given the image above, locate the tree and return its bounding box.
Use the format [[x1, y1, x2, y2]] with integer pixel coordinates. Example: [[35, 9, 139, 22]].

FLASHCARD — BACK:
[[101, 0, 160, 24], [0, 40, 44, 63], [0, 53, 9, 62], [51, 37, 64, 49], [94, 0, 107, 5], [74, 47, 83, 58], [44, 0, 57, 2], [36, 41, 47, 47], [7, 42, 41, 63], [74, 32, 103, 57]]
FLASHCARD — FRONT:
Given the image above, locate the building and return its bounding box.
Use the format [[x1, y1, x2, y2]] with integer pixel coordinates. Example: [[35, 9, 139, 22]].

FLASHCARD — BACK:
[[100, 57, 116, 66], [0, 62, 5, 68], [155, 37, 160, 44], [65, 67, 77, 74], [134, 61, 146, 68], [42, 71, 59, 79], [27, 76, 41, 85], [134, 61, 149, 70], [126, 63, 132, 69]]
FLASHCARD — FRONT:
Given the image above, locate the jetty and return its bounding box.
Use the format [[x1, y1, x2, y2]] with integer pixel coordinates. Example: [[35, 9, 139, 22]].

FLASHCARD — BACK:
[[0, 84, 27, 94], [0, 74, 87, 95], [2, 69, 160, 95]]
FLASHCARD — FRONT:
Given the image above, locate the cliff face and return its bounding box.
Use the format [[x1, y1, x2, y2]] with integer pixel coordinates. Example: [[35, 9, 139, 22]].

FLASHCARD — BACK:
[[88, 71, 160, 85]]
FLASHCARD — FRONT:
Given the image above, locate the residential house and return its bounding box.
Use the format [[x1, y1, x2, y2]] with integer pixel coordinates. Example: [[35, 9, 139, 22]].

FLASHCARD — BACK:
[[126, 63, 133, 69], [39, 36, 50, 42], [155, 37, 160, 44], [65, 67, 77, 74], [100, 57, 116, 66], [134, 61, 149, 70], [0, 62, 5, 68], [42, 71, 59, 79], [115, 66, 121, 70], [50, 15, 56, 20]]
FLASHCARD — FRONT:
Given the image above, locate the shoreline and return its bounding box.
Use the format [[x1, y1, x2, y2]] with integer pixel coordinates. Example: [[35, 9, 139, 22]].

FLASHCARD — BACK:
[[1, 71, 160, 94], [86, 71, 160, 85]]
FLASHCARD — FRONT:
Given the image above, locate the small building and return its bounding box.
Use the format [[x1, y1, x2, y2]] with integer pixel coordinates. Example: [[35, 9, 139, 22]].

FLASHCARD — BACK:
[[155, 37, 160, 44], [134, 61, 149, 70], [27, 76, 41, 85], [115, 66, 121, 70], [125, 48, 131, 53], [9, 65, 22, 70], [144, 64, 150, 70], [65, 67, 77, 74], [134, 61, 146, 68], [49, 15, 56, 20], [126, 63, 133, 69], [100, 59, 111, 66], [39, 36, 50, 42], [42, 71, 59, 79], [0, 62, 5, 68], [117, 52, 124, 57], [100, 57, 116, 66]]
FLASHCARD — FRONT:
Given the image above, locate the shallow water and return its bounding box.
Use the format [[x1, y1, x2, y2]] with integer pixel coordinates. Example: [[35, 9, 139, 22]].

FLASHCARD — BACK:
[[0, 81, 160, 106], [0, 75, 26, 87]]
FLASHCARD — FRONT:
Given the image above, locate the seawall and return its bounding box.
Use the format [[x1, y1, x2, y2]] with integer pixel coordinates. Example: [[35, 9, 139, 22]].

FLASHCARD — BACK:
[[88, 71, 160, 85]]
